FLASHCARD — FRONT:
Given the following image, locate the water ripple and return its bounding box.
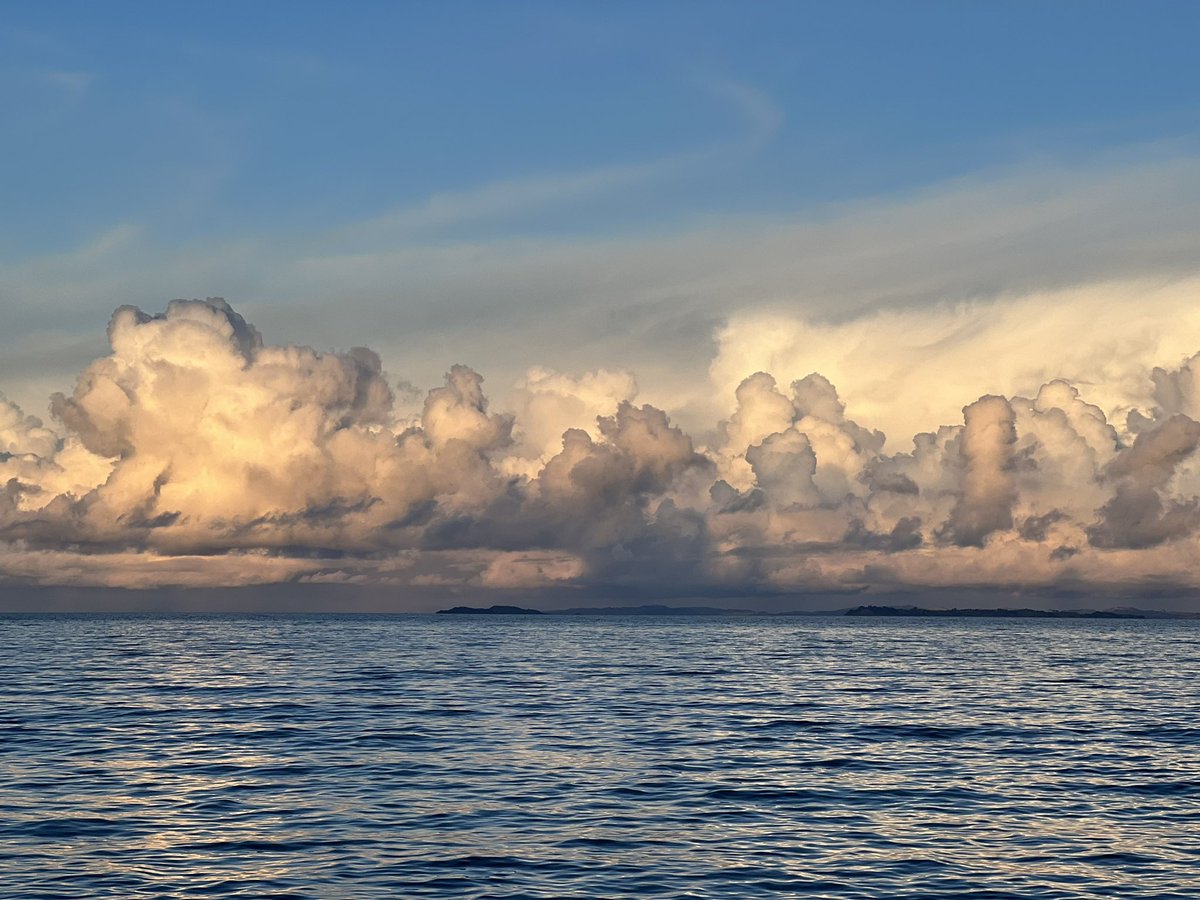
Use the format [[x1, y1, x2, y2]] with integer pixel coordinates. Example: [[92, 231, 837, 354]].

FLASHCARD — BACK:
[[1, 614, 1198, 897]]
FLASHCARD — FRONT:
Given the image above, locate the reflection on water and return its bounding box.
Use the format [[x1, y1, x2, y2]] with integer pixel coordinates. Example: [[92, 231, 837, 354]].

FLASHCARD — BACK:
[[1, 614, 1198, 898]]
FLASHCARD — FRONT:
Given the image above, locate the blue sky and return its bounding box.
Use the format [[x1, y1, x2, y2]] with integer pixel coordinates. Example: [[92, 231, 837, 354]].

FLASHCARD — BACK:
[[1, 2, 1199, 428], [5, 2, 1198, 254]]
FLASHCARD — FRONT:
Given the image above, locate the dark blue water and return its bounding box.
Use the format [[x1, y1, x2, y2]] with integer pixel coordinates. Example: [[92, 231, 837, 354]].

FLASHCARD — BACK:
[[1, 615, 1198, 898]]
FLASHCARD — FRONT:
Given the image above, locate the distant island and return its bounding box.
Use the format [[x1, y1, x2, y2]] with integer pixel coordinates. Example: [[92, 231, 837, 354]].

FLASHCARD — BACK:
[[436, 605, 543, 615], [435, 603, 750, 616], [549, 604, 752, 616], [844, 605, 1145, 620], [435, 603, 1189, 619]]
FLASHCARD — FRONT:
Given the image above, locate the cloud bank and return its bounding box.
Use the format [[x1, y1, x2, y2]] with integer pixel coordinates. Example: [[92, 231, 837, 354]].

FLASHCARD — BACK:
[[5, 295, 1200, 608]]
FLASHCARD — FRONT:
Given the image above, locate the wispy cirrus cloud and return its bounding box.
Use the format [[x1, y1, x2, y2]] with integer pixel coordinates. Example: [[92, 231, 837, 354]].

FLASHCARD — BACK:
[[34, 68, 94, 95], [2, 149, 1199, 432], [329, 79, 782, 245]]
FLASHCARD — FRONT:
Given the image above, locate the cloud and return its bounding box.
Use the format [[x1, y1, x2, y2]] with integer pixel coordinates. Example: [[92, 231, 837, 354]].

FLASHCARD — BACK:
[[3, 150, 1197, 435], [35, 69, 95, 96], [1087, 415, 1200, 549], [712, 275, 1200, 450], [0, 393, 58, 459], [330, 78, 781, 245], [939, 396, 1017, 548], [5, 296, 1200, 607]]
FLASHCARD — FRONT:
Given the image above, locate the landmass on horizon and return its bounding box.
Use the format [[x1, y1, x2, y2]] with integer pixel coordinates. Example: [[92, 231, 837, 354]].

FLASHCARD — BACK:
[[434, 603, 1195, 620]]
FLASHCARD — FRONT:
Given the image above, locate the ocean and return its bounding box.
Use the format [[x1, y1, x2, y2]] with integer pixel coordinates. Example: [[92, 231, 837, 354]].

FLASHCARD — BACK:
[[1, 614, 1197, 898]]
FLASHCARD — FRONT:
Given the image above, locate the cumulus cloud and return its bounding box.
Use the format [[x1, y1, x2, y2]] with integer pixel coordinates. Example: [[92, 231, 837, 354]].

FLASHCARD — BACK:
[[711, 276, 1200, 451], [940, 396, 1017, 548], [502, 366, 639, 477], [6, 296, 1200, 604]]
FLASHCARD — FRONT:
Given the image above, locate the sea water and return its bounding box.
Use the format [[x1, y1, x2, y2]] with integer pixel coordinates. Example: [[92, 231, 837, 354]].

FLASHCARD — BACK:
[[1, 614, 1197, 898]]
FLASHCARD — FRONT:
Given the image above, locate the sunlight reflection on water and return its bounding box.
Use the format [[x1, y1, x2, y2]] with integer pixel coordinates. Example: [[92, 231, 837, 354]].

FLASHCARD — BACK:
[[1, 614, 1198, 898]]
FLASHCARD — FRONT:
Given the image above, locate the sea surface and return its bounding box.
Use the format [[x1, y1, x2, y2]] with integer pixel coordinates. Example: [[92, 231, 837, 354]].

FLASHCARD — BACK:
[[1, 614, 1198, 898]]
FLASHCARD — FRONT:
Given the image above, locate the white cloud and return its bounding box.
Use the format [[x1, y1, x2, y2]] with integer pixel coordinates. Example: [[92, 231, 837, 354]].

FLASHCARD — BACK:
[[712, 275, 1200, 451], [3, 296, 1200, 604]]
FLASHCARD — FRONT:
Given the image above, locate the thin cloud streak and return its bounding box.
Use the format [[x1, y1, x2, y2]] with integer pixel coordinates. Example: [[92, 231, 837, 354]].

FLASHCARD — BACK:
[[329, 79, 783, 245], [2, 151, 1197, 427]]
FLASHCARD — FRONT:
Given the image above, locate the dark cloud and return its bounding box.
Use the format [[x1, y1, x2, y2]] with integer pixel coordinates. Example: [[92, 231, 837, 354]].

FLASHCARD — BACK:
[[1088, 415, 1200, 549]]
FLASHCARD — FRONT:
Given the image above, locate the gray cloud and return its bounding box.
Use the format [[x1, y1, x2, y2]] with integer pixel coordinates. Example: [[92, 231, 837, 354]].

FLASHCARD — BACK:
[[940, 396, 1017, 547], [1087, 415, 1200, 549]]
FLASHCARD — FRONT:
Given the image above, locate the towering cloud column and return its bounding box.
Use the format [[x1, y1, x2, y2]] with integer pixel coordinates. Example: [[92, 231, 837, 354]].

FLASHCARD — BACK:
[[943, 395, 1017, 547]]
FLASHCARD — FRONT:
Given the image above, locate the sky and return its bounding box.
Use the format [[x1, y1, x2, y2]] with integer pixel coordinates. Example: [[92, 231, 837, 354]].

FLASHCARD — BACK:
[[2, 2, 1200, 610]]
